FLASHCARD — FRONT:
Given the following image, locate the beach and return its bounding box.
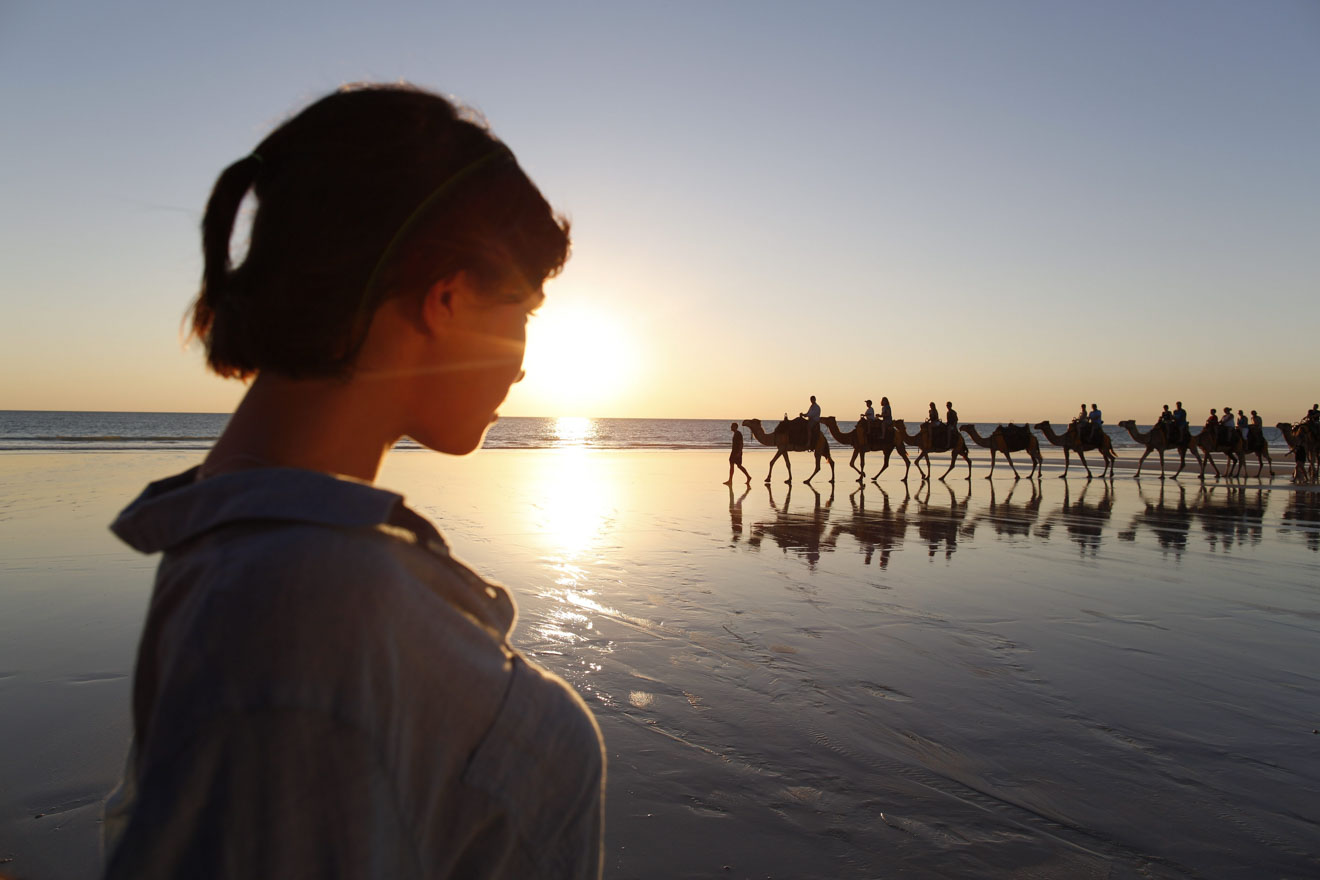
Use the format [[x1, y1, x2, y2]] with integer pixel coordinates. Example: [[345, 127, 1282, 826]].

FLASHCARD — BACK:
[[2, 447, 1318, 878]]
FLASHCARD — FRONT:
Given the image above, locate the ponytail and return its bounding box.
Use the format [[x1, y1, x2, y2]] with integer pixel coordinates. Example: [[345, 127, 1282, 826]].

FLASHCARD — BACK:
[[191, 153, 262, 375]]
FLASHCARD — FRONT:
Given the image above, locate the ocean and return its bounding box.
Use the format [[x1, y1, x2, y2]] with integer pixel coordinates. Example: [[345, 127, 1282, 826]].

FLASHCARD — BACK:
[[0, 410, 1292, 454]]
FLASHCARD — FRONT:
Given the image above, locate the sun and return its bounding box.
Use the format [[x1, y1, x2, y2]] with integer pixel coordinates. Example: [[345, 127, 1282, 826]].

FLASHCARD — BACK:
[[512, 303, 640, 416]]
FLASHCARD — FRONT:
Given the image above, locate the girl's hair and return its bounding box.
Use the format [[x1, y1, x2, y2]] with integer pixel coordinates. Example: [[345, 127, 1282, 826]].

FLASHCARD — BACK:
[[192, 83, 570, 379]]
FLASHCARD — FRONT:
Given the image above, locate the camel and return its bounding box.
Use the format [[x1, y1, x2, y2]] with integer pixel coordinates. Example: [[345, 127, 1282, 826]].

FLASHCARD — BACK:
[[1117, 420, 1201, 479], [1241, 425, 1276, 478], [960, 424, 1042, 480], [1277, 422, 1319, 484], [1192, 423, 1247, 480], [900, 420, 972, 481], [1033, 421, 1117, 479], [742, 417, 835, 485], [820, 416, 911, 483]]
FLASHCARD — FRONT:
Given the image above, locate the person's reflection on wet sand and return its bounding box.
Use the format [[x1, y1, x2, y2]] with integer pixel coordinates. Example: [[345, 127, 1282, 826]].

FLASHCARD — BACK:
[[748, 482, 836, 569], [1118, 480, 1193, 556], [968, 478, 1043, 540], [913, 480, 973, 560], [827, 483, 913, 568], [1280, 490, 1320, 551], [728, 483, 750, 545], [1039, 477, 1113, 556]]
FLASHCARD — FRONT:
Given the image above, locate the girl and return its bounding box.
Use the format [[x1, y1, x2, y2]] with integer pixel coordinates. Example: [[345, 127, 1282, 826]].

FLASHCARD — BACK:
[[106, 84, 604, 879]]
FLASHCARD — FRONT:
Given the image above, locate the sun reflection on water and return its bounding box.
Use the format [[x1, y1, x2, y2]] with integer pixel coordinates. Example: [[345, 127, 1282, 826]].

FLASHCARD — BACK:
[[553, 416, 596, 446]]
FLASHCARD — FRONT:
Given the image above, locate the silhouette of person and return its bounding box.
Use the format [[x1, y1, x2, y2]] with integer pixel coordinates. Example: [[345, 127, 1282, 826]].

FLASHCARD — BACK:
[[927, 401, 940, 424], [103, 85, 603, 879], [880, 397, 893, 437], [1174, 401, 1188, 443], [802, 395, 821, 444], [864, 399, 875, 421], [1236, 409, 1249, 439], [725, 422, 751, 485], [945, 401, 959, 437], [1088, 403, 1103, 443]]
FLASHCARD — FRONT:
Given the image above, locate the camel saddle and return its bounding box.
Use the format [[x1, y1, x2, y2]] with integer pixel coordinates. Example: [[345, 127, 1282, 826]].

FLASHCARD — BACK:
[[997, 423, 1031, 446], [776, 417, 812, 447], [864, 420, 890, 446]]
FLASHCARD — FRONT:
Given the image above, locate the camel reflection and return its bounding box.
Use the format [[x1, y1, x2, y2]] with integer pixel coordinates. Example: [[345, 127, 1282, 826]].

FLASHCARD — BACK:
[[1037, 478, 1113, 556], [827, 483, 913, 568], [967, 479, 1043, 541], [1280, 491, 1320, 552], [1118, 481, 1194, 557], [1195, 487, 1266, 552], [912, 480, 975, 560], [1118, 481, 1268, 555], [748, 483, 836, 569]]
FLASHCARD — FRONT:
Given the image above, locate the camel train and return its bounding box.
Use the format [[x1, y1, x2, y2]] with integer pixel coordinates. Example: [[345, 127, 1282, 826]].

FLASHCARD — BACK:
[[742, 412, 1316, 485]]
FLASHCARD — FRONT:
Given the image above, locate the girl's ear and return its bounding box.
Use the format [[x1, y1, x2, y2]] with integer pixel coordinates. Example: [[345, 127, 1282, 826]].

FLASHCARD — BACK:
[[420, 273, 464, 336]]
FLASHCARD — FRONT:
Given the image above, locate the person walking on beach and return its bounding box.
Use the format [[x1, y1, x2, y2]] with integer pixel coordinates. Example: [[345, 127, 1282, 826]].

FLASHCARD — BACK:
[[104, 85, 604, 879], [725, 422, 751, 485]]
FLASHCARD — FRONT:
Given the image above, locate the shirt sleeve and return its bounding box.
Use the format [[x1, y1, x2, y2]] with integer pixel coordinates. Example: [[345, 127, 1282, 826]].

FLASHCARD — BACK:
[[103, 710, 421, 880]]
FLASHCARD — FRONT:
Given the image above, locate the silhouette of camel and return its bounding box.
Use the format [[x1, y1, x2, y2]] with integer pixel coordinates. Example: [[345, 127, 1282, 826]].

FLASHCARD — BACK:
[[1242, 425, 1276, 478], [1276, 422, 1319, 483], [1117, 420, 1201, 480], [820, 416, 911, 483], [1033, 421, 1117, 479], [1192, 423, 1246, 480], [960, 424, 1042, 480], [742, 417, 835, 485], [900, 419, 972, 482]]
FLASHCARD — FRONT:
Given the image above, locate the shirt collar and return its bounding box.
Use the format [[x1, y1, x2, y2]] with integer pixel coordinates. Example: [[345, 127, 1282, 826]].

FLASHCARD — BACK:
[[110, 466, 429, 554]]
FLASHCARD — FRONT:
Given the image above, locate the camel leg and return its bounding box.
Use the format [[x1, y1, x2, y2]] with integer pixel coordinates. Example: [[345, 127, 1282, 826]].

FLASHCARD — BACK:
[[1077, 450, 1093, 479], [900, 447, 911, 483], [939, 450, 956, 481], [1135, 447, 1152, 478], [1059, 449, 1071, 478], [826, 452, 835, 483], [873, 448, 890, 479], [1005, 451, 1020, 480], [764, 450, 784, 484], [803, 452, 821, 484], [985, 450, 996, 479], [963, 450, 973, 481]]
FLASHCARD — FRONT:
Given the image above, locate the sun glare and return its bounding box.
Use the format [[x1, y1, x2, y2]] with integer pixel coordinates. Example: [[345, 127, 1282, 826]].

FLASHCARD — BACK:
[[517, 303, 639, 416]]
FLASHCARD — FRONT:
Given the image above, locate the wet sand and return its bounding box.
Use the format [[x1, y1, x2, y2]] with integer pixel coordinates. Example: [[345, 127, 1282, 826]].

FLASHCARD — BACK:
[[1, 449, 1318, 878]]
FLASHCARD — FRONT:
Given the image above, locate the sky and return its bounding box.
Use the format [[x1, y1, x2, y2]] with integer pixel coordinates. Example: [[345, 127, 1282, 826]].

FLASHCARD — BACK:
[[2, 1, 1317, 423]]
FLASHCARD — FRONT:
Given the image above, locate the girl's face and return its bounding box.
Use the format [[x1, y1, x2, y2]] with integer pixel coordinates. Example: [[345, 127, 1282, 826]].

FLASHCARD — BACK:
[[406, 278, 540, 455]]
